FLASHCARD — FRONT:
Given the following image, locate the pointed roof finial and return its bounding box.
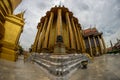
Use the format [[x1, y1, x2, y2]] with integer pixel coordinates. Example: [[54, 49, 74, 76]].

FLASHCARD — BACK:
[[59, 0, 62, 7], [15, 11, 25, 19], [117, 38, 119, 42], [90, 24, 92, 29]]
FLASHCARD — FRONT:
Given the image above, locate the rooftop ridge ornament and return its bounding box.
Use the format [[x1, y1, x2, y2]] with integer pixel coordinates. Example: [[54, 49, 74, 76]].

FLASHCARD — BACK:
[[49, 0, 64, 7], [59, 0, 62, 7]]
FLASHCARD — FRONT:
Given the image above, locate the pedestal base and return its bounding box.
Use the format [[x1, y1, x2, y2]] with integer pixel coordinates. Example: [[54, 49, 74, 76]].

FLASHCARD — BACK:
[[54, 42, 66, 55], [0, 47, 17, 61], [66, 49, 76, 54], [41, 48, 50, 53]]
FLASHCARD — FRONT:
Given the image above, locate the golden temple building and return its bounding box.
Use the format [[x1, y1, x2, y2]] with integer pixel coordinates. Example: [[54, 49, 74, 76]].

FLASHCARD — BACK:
[[0, 0, 24, 61], [32, 6, 86, 54], [32, 6, 106, 56]]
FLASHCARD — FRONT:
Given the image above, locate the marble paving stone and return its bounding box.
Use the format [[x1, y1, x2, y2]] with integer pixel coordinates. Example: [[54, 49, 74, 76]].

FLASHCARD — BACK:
[[0, 54, 120, 80]]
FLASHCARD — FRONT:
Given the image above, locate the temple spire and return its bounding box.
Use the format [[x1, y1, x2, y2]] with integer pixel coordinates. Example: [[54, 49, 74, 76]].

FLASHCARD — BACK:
[[49, 0, 64, 7], [59, 0, 62, 6]]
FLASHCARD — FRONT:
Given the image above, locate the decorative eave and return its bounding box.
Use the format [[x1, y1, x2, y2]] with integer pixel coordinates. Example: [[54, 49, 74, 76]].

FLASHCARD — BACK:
[[5, 15, 24, 27], [83, 32, 103, 38]]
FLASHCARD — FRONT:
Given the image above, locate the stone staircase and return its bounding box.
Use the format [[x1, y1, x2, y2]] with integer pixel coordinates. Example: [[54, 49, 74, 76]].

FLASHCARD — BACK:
[[29, 53, 89, 77]]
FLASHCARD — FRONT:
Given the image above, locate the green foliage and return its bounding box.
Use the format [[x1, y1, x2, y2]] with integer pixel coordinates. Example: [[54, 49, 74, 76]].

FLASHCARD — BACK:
[[107, 49, 120, 54], [18, 45, 24, 55]]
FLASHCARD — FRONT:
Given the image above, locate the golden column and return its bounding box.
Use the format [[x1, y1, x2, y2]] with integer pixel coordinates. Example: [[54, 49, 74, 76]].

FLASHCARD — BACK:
[[57, 9, 62, 36], [76, 24, 82, 52], [101, 35, 106, 53], [83, 38, 86, 52], [64, 21, 70, 49], [71, 18, 80, 51], [33, 23, 43, 52], [93, 36, 99, 55], [97, 36, 103, 54], [77, 26, 85, 53], [80, 30, 86, 53], [66, 12, 75, 49], [43, 12, 54, 49], [88, 36, 93, 57], [37, 18, 48, 52]]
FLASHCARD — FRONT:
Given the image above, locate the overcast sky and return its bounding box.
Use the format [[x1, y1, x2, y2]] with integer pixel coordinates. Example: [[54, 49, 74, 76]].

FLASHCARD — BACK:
[[14, 0, 120, 50]]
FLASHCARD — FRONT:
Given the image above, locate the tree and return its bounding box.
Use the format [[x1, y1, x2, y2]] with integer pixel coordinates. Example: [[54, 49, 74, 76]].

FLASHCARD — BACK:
[[18, 45, 24, 55]]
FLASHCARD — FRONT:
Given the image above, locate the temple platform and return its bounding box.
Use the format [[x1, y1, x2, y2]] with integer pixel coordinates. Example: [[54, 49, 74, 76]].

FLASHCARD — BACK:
[[0, 54, 120, 80]]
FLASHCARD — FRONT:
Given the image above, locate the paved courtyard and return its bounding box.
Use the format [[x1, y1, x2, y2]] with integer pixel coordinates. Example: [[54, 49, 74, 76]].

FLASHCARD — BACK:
[[70, 54, 120, 80], [0, 54, 120, 80]]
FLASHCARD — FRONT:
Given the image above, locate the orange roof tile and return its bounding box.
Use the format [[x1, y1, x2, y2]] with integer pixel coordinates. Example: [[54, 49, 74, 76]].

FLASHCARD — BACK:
[[83, 27, 101, 37]]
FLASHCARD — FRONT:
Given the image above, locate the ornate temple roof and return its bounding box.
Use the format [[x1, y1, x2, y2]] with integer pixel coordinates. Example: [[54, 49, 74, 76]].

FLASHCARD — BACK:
[[83, 27, 102, 37], [37, 6, 81, 29], [114, 39, 120, 49]]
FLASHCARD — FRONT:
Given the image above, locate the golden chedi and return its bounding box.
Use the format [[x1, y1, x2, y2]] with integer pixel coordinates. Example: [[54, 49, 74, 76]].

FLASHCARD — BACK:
[[0, 0, 24, 61]]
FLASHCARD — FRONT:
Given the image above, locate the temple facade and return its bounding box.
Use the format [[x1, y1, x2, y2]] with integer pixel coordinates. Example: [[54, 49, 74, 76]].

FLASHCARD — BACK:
[[32, 6, 106, 57], [83, 28, 106, 57], [0, 0, 24, 61], [32, 6, 86, 54]]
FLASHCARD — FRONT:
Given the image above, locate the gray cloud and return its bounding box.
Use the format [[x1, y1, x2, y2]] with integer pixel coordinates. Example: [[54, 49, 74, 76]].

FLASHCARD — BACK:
[[14, 0, 120, 49]]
